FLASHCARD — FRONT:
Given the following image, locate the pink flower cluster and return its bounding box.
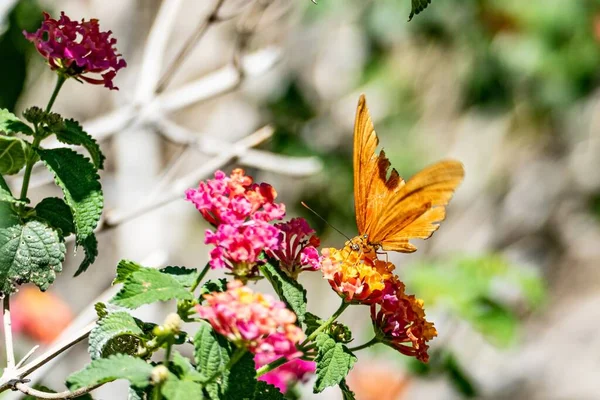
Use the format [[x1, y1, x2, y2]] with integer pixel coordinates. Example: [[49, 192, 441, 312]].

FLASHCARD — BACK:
[[269, 218, 322, 278], [255, 334, 316, 393], [23, 12, 126, 90], [196, 280, 304, 351], [197, 281, 314, 392], [186, 169, 285, 274]]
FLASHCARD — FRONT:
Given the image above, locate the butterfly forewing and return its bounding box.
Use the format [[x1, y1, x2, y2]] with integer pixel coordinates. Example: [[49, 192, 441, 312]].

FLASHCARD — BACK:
[[352, 95, 464, 253]]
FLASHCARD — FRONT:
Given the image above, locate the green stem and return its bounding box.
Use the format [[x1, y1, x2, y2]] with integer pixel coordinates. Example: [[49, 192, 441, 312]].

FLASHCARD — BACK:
[[19, 135, 41, 203], [151, 385, 162, 400], [164, 340, 173, 365], [19, 74, 67, 204], [301, 300, 349, 347], [191, 263, 211, 293], [348, 336, 379, 352], [45, 75, 66, 113], [256, 356, 288, 377]]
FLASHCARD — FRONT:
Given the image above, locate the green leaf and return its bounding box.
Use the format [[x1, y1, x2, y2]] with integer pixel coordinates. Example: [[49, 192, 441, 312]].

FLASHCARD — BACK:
[[444, 352, 477, 398], [260, 260, 307, 323], [128, 387, 146, 400], [0, 174, 10, 192], [111, 268, 193, 309], [253, 381, 284, 400], [404, 254, 546, 346], [160, 266, 199, 288], [114, 259, 143, 284], [89, 311, 145, 360], [35, 197, 75, 236], [0, 203, 19, 229], [0, 186, 24, 206], [222, 352, 257, 400], [162, 379, 204, 400], [56, 119, 105, 169], [37, 148, 103, 242], [339, 379, 356, 400], [170, 351, 204, 382], [409, 0, 432, 21], [313, 334, 357, 393], [0, 109, 33, 135], [304, 312, 325, 336], [199, 278, 228, 299], [0, 136, 27, 175], [0, 220, 65, 295], [67, 354, 153, 390], [75, 233, 98, 276], [194, 321, 231, 399]]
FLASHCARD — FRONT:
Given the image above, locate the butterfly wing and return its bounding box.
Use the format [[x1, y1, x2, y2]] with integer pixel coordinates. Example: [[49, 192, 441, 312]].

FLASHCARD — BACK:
[[352, 95, 464, 252], [353, 95, 405, 235], [368, 160, 464, 252]]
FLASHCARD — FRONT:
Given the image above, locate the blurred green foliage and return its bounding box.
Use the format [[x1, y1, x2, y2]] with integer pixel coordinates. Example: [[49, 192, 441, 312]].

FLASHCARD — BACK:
[[409, 350, 477, 398], [404, 254, 545, 347], [0, 0, 44, 111]]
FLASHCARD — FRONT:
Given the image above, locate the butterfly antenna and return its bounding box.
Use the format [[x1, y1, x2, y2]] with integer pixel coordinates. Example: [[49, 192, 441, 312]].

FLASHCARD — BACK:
[[301, 201, 352, 241]]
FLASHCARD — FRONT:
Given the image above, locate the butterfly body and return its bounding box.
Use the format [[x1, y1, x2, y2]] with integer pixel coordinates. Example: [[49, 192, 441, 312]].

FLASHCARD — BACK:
[[351, 95, 464, 257]]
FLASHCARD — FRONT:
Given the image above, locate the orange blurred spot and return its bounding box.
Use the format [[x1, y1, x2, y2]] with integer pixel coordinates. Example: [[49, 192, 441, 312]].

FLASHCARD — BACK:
[[347, 359, 409, 400], [10, 287, 73, 344]]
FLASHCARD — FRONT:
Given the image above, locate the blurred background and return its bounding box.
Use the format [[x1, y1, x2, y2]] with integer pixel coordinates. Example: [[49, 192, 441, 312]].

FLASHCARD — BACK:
[[3, 0, 600, 398]]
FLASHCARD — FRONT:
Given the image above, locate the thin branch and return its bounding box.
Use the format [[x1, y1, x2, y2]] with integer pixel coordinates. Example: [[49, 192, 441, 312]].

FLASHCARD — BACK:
[[14, 381, 104, 399], [15, 322, 93, 379], [232, 0, 274, 83], [156, 0, 227, 93], [155, 118, 323, 177], [103, 125, 274, 229], [135, 0, 185, 101], [83, 105, 136, 141], [156, 46, 281, 112], [15, 345, 39, 369], [0, 323, 91, 394], [3, 297, 15, 370]]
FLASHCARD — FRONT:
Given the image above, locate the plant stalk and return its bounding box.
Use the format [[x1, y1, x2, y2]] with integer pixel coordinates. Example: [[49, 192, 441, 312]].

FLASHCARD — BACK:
[[19, 74, 67, 203], [348, 336, 379, 352], [3, 297, 15, 369], [45, 75, 66, 113], [301, 300, 350, 346]]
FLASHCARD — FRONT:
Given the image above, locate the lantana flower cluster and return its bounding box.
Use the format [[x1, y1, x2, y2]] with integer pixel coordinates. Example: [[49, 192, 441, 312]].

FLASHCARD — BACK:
[[196, 281, 313, 392], [321, 243, 437, 362], [371, 278, 437, 362], [23, 12, 126, 90], [186, 169, 286, 277], [269, 218, 322, 279], [321, 246, 395, 304], [254, 333, 316, 393]]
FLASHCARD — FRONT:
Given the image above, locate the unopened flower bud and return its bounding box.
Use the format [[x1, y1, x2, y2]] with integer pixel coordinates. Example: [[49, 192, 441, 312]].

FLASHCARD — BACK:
[[163, 313, 182, 333], [23, 106, 44, 124], [151, 365, 169, 384]]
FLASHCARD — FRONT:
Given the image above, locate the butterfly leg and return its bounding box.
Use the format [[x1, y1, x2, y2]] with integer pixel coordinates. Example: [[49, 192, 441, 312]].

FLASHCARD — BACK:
[[375, 250, 389, 263]]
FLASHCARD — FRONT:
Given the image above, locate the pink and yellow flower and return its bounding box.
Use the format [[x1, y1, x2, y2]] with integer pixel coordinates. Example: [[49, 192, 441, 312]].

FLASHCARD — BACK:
[[321, 246, 395, 304], [254, 333, 316, 393], [186, 169, 285, 276], [371, 279, 437, 362], [269, 218, 322, 279], [196, 280, 303, 352], [23, 12, 126, 90]]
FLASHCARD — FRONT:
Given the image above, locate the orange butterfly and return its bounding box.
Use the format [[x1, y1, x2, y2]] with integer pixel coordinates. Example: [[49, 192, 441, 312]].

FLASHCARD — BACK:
[[349, 95, 464, 257]]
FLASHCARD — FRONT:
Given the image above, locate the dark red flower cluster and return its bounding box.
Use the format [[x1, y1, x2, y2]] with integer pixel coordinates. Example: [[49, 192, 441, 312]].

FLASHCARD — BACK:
[[24, 12, 126, 90]]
